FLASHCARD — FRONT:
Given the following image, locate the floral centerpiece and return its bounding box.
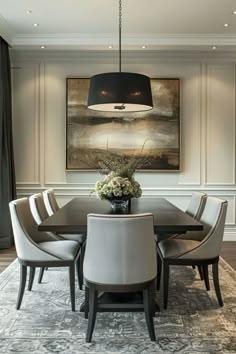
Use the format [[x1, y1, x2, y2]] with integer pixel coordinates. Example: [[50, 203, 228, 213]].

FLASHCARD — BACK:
[[94, 171, 142, 202], [88, 140, 153, 208]]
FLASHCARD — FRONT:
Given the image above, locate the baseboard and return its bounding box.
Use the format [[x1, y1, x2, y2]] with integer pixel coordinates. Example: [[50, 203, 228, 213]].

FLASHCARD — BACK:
[[223, 231, 236, 241]]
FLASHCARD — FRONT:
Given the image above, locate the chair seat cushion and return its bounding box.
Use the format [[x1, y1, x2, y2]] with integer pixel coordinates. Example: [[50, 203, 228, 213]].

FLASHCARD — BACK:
[[39, 240, 80, 261], [58, 233, 86, 244], [158, 239, 200, 259], [174, 230, 207, 241]]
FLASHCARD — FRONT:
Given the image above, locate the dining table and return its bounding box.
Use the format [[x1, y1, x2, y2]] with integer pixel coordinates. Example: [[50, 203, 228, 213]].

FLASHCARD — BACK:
[[38, 196, 203, 313], [38, 196, 203, 235]]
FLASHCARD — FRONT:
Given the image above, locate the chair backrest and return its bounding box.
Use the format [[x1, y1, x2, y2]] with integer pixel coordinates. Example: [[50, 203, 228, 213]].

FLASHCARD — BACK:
[[186, 192, 207, 220], [9, 198, 58, 262], [83, 213, 157, 286], [180, 197, 228, 260], [43, 189, 59, 216], [29, 193, 49, 224]]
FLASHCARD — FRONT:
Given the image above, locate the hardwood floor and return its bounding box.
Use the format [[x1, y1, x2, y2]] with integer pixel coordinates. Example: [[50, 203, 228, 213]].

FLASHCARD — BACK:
[[0, 242, 236, 273], [220, 242, 236, 270], [0, 246, 16, 273]]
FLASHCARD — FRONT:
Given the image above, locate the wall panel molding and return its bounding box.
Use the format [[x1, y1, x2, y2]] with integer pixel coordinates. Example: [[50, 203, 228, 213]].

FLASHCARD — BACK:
[[16, 187, 236, 228], [178, 64, 201, 185], [12, 62, 40, 184], [205, 64, 236, 185], [12, 53, 236, 240]]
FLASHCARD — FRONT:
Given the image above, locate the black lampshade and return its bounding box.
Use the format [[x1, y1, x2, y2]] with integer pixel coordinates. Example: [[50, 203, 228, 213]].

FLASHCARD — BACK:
[[87, 72, 153, 112]]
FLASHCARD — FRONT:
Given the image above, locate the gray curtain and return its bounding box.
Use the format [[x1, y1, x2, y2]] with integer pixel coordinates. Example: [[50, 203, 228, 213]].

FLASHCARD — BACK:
[[0, 37, 16, 248]]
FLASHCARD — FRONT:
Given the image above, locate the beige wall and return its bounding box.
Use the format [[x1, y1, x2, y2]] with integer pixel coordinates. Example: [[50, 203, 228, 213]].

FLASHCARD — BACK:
[[10, 50, 236, 240]]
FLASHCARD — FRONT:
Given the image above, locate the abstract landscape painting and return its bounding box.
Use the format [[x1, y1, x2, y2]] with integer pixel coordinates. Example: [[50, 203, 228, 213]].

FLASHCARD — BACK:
[[66, 78, 180, 171]]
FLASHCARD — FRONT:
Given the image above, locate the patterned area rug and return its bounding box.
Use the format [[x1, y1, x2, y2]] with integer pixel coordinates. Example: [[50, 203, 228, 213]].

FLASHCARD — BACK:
[[0, 259, 236, 354]]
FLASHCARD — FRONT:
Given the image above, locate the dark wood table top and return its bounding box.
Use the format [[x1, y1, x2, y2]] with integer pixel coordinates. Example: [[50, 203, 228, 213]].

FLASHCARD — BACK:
[[38, 197, 203, 235]]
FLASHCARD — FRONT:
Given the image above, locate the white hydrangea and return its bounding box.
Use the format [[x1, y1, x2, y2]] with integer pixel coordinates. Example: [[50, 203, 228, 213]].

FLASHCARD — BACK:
[[93, 172, 142, 200]]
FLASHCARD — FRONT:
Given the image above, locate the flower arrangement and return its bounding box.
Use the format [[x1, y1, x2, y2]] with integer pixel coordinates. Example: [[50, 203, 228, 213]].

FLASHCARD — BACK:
[[94, 171, 142, 201], [88, 139, 153, 202]]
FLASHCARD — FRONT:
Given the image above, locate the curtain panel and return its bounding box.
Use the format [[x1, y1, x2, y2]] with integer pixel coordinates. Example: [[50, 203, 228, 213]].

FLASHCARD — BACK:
[[0, 37, 16, 248]]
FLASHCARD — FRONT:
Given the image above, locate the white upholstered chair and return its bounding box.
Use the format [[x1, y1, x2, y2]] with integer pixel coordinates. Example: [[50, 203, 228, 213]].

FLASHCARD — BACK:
[[83, 213, 157, 342], [42, 190, 85, 242], [185, 191, 207, 220], [42, 189, 86, 247], [9, 197, 80, 311], [42, 189, 59, 216], [156, 192, 207, 242], [156, 197, 228, 309], [29, 192, 84, 288]]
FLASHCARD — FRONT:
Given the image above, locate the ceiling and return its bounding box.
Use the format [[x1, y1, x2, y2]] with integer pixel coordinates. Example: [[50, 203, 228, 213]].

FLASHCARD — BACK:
[[1, 0, 236, 51]]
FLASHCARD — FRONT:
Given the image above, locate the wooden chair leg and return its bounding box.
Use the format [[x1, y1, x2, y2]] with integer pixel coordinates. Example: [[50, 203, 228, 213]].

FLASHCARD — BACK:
[[80, 241, 86, 277], [143, 285, 156, 341], [76, 257, 83, 290], [163, 261, 169, 310], [156, 252, 162, 290], [86, 287, 98, 343], [28, 267, 35, 291], [202, 264, 210, 291], [16, 264, 27, 310], [197, 265, 204, 280], [212, 262, 223, 307], [85, 286, 89, 319], [149, 279, 159, 315], [69, 265, 75, 312], [38, 267, 45, 283]]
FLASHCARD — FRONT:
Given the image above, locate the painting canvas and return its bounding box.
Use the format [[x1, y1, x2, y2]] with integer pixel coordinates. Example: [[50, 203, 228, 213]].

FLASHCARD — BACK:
[[66, 78, 180, 171]]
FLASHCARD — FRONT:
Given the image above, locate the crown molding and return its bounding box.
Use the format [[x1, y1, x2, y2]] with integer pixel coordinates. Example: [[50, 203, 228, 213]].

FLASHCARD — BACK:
[[0, 15, 14, 44], [10, 33, 236, 50], [10, 49, 236, 63]]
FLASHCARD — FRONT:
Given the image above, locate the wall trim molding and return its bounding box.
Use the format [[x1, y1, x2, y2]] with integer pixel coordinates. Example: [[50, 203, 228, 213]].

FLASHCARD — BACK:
[[10, 49, 236, 63], [11, 33, 236, 47], [205, 64, 236, 185], [12, 63, 41, 184], [16, 185, 236, 192], [224, 230, 236, 241]]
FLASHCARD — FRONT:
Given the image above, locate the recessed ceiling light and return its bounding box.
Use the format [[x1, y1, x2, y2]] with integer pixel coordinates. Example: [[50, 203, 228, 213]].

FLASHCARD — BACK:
[[33, 23, 39, 27], [212, 46, 217, 50], [108, 46, 113, 49], [233, 11, 236, 14], [41, 46, 45, 49], [142, 46, 146, 49], [26, 10, 32, 14], [224, 23, 229, 27]]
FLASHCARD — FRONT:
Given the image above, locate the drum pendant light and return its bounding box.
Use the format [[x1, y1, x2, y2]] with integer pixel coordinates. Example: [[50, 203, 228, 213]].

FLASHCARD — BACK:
[[87, 0, 153, 112]]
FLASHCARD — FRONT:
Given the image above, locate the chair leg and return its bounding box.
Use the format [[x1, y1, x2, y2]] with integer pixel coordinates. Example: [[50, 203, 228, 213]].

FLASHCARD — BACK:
[[143, 285, 156, 341], [156, 252, 162, 290], [38, 267, 45, 284], [85, 286, 89, 319], [16, 264, 27, 310], [197, 265, 204, 280], [28, 267, 35, 291], [149, 279, 159, 315], [163, 261, 169, 310], [202, 264, 210, 291], [212, 262, 223, 307], [69, 265, 75, 312], [86, 287, 98, 343], [80, 241, 86, 276], [76, 258, 83, 290]]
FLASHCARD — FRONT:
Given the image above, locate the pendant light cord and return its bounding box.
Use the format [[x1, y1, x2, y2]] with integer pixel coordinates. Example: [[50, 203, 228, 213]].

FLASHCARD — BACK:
[[119, 0, 122, 72]]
